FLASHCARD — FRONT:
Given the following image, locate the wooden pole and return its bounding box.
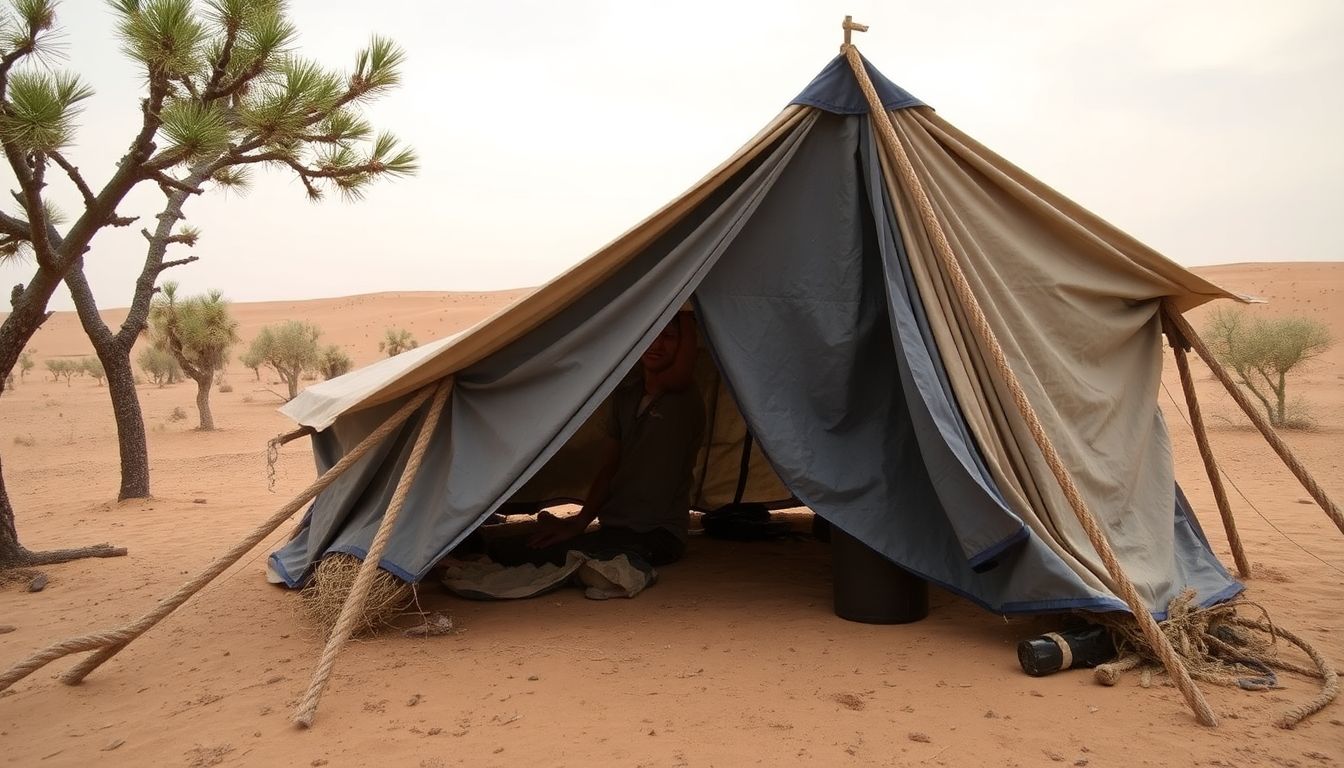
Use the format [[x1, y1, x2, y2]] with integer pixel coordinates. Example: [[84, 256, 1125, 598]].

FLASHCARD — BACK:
[[1162, 308, 1251, 577], [1163, 303, 1343, 536]]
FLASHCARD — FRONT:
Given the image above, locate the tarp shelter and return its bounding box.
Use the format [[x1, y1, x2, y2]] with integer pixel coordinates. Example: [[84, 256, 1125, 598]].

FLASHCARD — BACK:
[[270, 53, 1248, 617]]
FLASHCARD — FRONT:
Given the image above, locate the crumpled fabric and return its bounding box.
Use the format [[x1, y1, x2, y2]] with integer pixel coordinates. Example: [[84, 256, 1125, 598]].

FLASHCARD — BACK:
[[440, 550, 656, 601]]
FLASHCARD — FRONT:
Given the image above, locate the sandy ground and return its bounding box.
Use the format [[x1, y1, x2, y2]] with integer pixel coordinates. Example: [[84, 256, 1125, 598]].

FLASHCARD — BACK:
[[0, 264, 1341, 767]]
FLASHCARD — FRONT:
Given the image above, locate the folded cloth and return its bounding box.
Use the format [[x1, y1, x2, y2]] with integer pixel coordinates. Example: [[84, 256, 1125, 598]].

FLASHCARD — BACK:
[[440, 551, 586, 600], [577, 552, 657, 600], [440, 551, 657, 601]]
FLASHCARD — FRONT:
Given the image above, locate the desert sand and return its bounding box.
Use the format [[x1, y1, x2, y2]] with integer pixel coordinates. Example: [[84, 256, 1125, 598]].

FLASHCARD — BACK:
[[0, 264, 1340, 767]]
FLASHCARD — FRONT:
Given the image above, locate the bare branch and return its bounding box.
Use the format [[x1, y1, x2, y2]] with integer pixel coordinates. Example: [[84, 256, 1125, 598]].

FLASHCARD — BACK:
[[148, 171, 204, 196], [48, 151, 96, 209], [157, 255, 199, 273], [177, 75, 201, 101], [19, 152, 53, 267], [0, 210, 31, 238]]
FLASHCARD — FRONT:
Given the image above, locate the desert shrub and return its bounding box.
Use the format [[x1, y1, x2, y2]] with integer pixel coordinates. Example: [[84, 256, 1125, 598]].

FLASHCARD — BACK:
[[81, 356, 106, 386], [137, 346, 183, 387], [44, 358, 78, 386], [244, 321, 323, 400], [218, 383, 234, 393], [378, 327, 418, 357], [1204, 307, 1333, 428], [169, 406, 188, 422], [319, 345, 353, 380], [18, 349, 35, 381]]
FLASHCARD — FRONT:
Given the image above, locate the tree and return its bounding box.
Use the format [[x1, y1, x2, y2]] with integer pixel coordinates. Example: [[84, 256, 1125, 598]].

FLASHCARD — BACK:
[[81, 355, 106, 386], [318, 344, 352, 380], [239, 344, 263, 381], [246, 320, 321, 400], [43, 358, 64, 383], [137, 345, 182, 386], [378, 327, 418, 357], [1204, 307, 1333, 428], [148, 282, 239, 430], [17, 349, 33, 380], [54, 1, 414, 506]]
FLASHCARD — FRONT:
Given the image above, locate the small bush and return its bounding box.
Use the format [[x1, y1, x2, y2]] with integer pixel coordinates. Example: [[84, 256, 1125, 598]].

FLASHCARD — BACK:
[[1204, 307, 1333, 428], [319, 345, 353, 380], [169, 406, 188, 422], [218, 383, 234, 393], [12, 434, 36, 447]]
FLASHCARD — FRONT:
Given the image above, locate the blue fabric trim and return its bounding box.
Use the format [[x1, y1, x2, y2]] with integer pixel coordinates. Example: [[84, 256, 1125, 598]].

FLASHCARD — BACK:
[[268, 553, 302, 589], [791, 54, 923, 115], [966, 524, 1030, 571]]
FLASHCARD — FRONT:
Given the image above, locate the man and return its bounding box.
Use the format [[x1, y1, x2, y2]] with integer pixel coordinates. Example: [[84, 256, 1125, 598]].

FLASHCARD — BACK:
[[488, 310, 705, 567]]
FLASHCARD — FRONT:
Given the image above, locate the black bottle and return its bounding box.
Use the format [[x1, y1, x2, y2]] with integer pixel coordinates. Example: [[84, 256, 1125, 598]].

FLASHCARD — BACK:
[[1017, 624, 1116, 676]]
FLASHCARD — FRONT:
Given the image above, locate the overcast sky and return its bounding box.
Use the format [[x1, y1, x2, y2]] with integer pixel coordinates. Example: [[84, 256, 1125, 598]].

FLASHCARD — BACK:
[[4, 0, 1342, 311]]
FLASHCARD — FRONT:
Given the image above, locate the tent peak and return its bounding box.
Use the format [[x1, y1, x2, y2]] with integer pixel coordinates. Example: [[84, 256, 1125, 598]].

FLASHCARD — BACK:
[[790, 53, 923, 116]]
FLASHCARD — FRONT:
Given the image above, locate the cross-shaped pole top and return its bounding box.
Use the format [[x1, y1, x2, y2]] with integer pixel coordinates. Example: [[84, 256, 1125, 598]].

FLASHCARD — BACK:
[[842, 15, 869, 48]]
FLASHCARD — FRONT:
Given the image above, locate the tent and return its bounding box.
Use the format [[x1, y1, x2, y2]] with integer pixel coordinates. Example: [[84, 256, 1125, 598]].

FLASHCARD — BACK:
[[268, 52, 1249, 619]]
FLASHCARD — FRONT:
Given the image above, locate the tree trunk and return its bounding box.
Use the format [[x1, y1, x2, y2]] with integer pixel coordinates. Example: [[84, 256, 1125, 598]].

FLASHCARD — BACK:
[[105, 350, 151, 499], [64, 266, 152, 500], [0, 456, 127, 569], [195, 374, 215, 431], [0, 463, 21, 569]]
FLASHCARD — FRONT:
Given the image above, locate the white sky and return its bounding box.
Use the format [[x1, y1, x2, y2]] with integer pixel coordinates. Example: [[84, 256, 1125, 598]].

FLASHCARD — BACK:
[[4, 0, 1342, 310]]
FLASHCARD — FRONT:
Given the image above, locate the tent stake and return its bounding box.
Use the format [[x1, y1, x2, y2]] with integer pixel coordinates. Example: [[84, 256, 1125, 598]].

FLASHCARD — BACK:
[[840, 41, 1219, 726], [1161, 305, 1343, 536], [293, 378, 454, 728], [1161, 307, 1251, 577], [0, 384, 436, 694]]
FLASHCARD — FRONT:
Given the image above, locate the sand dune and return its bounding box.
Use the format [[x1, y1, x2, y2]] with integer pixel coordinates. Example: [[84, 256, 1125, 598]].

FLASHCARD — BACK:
[[1, 263, 1340, 767]]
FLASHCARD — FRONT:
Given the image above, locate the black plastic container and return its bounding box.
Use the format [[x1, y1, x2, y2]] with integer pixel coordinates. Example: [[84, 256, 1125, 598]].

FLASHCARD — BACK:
[[830, 526, 929, 624], [1017, 624, 1116, 676]]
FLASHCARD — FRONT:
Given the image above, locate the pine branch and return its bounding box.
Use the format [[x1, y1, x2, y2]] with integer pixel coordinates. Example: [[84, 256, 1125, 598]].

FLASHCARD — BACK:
[[203, 16, 242, 96]]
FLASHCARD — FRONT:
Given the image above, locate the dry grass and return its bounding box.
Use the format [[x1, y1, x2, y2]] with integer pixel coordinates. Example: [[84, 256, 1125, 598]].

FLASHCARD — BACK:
[[299, 553, 414, 637]]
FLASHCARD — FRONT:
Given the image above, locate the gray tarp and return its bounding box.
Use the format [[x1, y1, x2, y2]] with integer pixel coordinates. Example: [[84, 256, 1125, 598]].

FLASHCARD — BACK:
[[271, 109, 1239, 616]]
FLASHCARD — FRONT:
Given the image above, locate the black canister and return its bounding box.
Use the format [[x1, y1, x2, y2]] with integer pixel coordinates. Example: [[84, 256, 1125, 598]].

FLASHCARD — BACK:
[[830, 526, 928, 624], [1017, 624, 1117, 676]]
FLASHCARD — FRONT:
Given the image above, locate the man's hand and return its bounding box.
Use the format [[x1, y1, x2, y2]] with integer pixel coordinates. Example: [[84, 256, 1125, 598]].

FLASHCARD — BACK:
[[527, 510, 590, 549]]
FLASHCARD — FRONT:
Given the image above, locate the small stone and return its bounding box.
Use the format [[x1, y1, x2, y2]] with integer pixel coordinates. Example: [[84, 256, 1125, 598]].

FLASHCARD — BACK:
[[1074, 760, 1089, 767], [0, 625, 15, 634], [407, 694, 421, 706], [427, 727, 442, 736], [311, 760, 328, 767], [100, 739, 125, 752], [27, 574, 48, 592], [493, 747, 504, 754], [193, 498, 207, 504], [1044, 749, 1065, 762], [908, 732, 931, 743], [527, 675, 539, 682], [1029, 690, 1045, 698]]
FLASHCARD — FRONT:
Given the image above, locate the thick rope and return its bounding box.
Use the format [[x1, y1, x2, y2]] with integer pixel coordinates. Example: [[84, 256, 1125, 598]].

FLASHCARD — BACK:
[[0, 385, 435, 694], [840, 44, 1217, 726], [1161, 311, 1251, 577], [1232, 618, 1339, 729], [1095, 591, 1337, 728], [293, 378, 454, 727], [1162, 304, 1342, 535]]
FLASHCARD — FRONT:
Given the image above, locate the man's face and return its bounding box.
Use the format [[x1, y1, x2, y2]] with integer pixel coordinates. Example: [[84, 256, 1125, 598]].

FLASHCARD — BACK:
[[640, 320, 682, 373]]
